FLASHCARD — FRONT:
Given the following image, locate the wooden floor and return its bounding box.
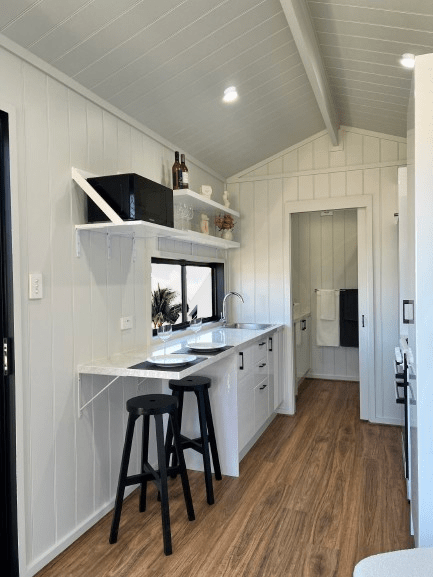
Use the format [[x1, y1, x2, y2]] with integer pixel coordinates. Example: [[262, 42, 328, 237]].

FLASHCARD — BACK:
[[37, 379, 412, 577]]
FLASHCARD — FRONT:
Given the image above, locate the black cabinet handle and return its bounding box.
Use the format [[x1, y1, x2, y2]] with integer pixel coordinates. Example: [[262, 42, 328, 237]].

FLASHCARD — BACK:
[[269, 337, 273, 352], [239, 352, 244, 370], [259, 341, 266, 347], [259, 383, 268, 390], [259, 363, 267, 368]]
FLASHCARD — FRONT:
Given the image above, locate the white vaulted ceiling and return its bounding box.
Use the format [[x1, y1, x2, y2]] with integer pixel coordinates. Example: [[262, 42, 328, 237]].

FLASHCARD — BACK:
[[1, 0, 431, 177]]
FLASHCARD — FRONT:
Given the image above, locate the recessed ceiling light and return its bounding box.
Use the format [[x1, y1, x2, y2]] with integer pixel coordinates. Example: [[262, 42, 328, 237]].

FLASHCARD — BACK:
[[400, 53, 415, 69], [223, 86, 238, 103]]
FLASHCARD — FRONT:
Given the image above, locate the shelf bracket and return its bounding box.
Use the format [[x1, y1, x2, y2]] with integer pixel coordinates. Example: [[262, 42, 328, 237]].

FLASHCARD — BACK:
[[71, 167, 123, 225], [78, 374, 120, 418], [106, 233, 112, 260], [76, 229, 81, 258], [132, 233, 136, 262]]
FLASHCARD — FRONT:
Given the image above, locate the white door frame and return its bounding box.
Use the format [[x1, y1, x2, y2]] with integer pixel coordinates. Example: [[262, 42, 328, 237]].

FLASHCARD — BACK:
[[282, 195, 374, 420], [0, 97, 26, 575]]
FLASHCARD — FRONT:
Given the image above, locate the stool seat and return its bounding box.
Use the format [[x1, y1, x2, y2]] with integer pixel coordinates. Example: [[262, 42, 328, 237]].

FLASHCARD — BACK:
[[127, 394, 178, 416], [109, 393, 194, 556], [169, 375, 211, 392], [353, 548, 433, 576], [166, 375, 222, 505]]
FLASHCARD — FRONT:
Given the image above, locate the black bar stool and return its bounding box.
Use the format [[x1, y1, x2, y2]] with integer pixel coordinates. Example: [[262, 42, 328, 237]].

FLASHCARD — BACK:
[[109, 394, 195, 556], [165, 376, 222, 505]]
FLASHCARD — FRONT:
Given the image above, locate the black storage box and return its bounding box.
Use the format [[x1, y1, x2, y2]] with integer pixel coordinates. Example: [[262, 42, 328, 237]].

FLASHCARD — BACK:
[[86, 173, 174, 228]]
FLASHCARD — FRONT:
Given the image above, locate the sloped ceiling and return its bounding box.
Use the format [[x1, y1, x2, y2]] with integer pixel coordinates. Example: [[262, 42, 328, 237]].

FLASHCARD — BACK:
[[0, 0, 430, 177]]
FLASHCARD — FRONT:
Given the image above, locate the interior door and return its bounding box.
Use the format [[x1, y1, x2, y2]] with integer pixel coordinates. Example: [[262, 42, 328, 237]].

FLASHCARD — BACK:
[[357, 207, 373, 420], [0, 110, 19, 576]]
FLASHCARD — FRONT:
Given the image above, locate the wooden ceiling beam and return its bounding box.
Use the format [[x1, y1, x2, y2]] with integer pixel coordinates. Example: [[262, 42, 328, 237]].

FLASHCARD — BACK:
[[280, 0, 339, 146]]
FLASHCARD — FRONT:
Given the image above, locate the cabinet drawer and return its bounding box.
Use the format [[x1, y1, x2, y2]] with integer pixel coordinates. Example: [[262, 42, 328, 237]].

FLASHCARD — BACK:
[[255, 357, 268, 387], [238, 381, 255, 451], [254, 378, 269, 431], [238, 340, 268, 374]]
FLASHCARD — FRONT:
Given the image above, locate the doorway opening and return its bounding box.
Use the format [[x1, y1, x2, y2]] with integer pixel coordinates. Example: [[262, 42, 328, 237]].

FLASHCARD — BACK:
[[0, 109, 19, 576], [291, 208, 359, 396], [284, 195, 374, 421]]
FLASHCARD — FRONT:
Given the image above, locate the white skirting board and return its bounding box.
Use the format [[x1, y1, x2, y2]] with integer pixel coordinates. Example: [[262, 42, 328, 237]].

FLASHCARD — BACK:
[[307, 372, 359, 382], [24, 484, 136, 577]]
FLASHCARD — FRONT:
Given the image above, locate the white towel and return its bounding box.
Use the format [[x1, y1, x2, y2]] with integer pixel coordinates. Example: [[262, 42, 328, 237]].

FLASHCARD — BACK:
[[319, 289, 336, 320], [316, 290, 340, 347]]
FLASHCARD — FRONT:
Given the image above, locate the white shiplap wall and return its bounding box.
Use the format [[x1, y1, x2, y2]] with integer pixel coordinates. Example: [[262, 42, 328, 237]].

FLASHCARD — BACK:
[[226, 126, 406, 424], [0, 45, 225, 576], [292, 209, 359, 381]]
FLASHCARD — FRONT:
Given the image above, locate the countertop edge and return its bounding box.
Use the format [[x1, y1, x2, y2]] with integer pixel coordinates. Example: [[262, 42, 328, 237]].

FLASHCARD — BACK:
[[78, 324, 284, 379]]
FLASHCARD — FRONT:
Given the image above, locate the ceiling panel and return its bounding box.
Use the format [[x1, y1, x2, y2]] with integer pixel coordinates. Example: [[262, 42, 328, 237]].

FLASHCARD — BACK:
[[308, 0, 433, 140], [2, 1, 432, 176]]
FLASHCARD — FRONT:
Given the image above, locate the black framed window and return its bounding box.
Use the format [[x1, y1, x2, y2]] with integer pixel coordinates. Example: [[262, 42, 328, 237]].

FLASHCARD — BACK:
[[151, 258, 224, 333]]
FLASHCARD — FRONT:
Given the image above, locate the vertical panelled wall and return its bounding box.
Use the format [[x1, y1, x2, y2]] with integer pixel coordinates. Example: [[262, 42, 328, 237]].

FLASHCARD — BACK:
[[292, 209, 359, 381], [0, 46, 224, 575], [226, 127, 406, 425]]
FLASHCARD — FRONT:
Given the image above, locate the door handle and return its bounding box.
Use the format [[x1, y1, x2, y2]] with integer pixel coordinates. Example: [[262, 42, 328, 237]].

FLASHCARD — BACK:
[[362, 315, 365, 328], [403, 300, 414, 324], [259, 363, 267, 368], [239, 352, 244, 370], [268, 337, 273, 352], [3, 338, 8, 376], [259, 384, 267, 390]]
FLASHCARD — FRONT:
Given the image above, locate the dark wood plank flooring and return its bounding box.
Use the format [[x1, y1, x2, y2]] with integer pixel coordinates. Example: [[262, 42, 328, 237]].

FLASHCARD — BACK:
[[36, 379, 412, 576]]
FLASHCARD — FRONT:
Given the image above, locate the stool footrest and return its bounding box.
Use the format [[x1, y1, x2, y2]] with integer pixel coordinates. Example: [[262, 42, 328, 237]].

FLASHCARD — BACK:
[[124, 464, 183, 489], [180, 436, 204, 454]]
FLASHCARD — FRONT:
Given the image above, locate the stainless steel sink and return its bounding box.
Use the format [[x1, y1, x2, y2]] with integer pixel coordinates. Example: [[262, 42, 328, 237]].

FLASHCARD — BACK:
[[224, 323, 273, 330]]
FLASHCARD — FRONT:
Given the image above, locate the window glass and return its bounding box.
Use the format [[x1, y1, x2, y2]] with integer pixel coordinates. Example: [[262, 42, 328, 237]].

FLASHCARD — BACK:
[[186, 266, 213, 320], [151, 263, 182, 327], [151, 258, 223, 333]]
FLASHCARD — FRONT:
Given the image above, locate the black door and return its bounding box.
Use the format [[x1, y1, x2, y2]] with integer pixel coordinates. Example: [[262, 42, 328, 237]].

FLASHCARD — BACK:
[[0, 110, 19, 576]]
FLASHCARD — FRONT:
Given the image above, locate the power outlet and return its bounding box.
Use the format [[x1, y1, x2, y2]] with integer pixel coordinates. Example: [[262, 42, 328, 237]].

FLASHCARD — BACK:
[[120, 316, 133, 330], [29, 273, 43, 300]]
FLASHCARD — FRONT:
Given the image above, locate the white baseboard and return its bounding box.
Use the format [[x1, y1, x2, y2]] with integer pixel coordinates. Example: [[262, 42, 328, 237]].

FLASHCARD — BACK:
[[24, 487, 136, 577], [368, 415, 404, 426], [307, 372, 360, 382], [238, 413, 276, 462], [276, 406, 294, 415]]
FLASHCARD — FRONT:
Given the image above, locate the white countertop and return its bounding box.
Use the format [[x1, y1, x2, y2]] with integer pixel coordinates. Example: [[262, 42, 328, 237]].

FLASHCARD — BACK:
[[78, 323, 283, 380]]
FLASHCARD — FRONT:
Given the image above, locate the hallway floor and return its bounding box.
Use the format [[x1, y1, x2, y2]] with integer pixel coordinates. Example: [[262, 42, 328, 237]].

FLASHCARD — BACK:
[[36, 379, 412, 576]]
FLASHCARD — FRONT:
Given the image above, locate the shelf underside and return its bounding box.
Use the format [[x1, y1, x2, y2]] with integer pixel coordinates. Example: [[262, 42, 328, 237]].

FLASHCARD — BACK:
[[75, 220, 240, 249]]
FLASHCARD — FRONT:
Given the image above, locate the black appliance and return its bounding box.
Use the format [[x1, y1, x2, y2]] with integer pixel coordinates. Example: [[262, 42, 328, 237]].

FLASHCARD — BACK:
[[86, 173, 174, 227], [395, 346, 409, 481]]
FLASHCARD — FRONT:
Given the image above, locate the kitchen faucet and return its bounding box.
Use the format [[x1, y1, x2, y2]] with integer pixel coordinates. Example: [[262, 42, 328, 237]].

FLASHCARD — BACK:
[[221, 291, 244, 325]]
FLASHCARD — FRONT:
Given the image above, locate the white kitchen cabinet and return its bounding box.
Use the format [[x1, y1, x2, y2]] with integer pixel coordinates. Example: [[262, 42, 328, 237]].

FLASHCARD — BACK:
[[268, 332, 283, 410], [254, 378, 269, 430], [237, 337, 275, 454]]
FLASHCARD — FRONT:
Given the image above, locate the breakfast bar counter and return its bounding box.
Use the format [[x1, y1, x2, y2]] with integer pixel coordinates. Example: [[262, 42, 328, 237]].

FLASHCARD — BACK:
[[78, 323, 284, 477]]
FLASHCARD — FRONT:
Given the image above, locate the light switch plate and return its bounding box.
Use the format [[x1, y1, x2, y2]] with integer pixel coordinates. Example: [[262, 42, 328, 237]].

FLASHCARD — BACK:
[[120, 316, 133, 330], [29, 273, 43, 299]]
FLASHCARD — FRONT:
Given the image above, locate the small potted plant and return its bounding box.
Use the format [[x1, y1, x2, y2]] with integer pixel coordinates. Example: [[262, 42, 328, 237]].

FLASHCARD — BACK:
[[214, 213, 236, 240]]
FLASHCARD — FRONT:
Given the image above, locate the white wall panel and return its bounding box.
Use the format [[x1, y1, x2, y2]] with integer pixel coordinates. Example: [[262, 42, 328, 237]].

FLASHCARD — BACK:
[[254, 181, 269, 323], [228, 127, 405, 421], [0, 45, 226, 576]]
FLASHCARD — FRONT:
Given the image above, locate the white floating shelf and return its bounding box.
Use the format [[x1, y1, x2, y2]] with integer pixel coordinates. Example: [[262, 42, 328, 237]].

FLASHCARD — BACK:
[[173, 188, 240, 217], [178, 229, 239, 249], [75, 221, 239, 249], [72, 168, 240, 253], [75, 220, 184, 239]]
